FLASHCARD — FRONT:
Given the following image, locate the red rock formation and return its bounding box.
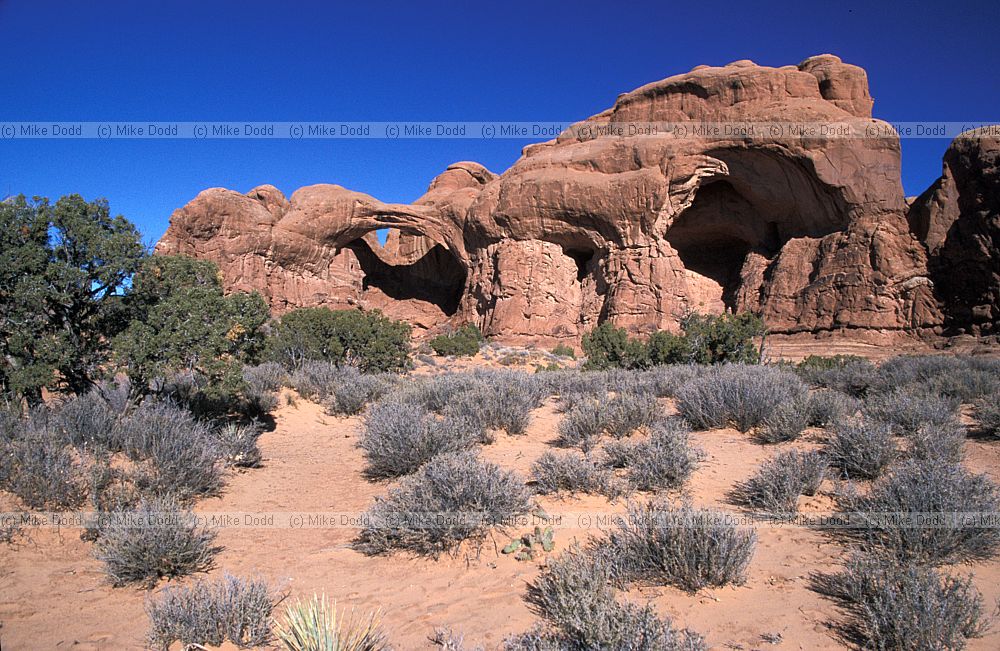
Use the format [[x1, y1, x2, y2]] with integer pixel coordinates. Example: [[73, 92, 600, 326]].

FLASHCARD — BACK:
[[157, 55, 958, 343], [909, 132, 1000, 334]]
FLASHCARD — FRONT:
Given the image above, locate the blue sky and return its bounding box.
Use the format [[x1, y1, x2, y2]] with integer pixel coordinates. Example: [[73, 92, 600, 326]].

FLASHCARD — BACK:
[[1, 0, 998, 246]]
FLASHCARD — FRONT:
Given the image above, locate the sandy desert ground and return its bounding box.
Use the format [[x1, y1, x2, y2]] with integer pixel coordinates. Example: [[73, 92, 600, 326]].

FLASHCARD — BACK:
[[2, 354, 1000, 651]]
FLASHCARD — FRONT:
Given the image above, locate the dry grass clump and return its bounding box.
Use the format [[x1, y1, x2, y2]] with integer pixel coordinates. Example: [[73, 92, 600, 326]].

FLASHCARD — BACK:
[[145, 573, 277, 649], [675, 365, 808, 432], [602, 392, 659, 439], [729, 450, 826, 517], [811, 554, 990, 651], [805, 389, 860, 427], [360, 400, 480, 479], [862, 387, 961, 435], [357, 451, 532, 556], [603, 419, 701, 492], [826, 420, 897, 480], [598, 500, 757, 592], [514, 546, 706, 651], [530, 451, 621, 498], [836, 460, 1000, 565], [94, 495, 221, 587]]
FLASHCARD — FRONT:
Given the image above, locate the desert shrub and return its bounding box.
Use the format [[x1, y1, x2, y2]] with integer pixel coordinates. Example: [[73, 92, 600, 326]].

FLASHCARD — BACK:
[[212, 421, 263, 468], [863, 387, 961, 435], [360, 400, 479, 479], [551, 344, 575, 359], [909, 422, 966, 463], [287, 360, 342, 400], [95, 495, 221, 587], [267, 306, 412, 373], [581, 322, 648, 370], [521, 547, 706, 651], [242, 361, 288, 393], [729, 450, 826, 517], [755, 393, 812, 443], [443, 371, 543, 435], [675, 312, 765, 365], [676, 365, 808, 432], [610, 419, 701, 492], [602, 392, 659, 439], [242, 361, 286, 415], [796, 356, 876, 397], [864, 355, 1000, 406], [429, 324, 485, 357], [50, 389, 124, 450], [557, 399, 607, 452], [974, 391, 1000, 438], [530, 451, 619, 498], [837, 460, 1000, 565], [582, 314, 764, 370], [812, 553, 989, 650], [600, 500, 756, 592], [634, 365, 703, 399], [118, 401, 223, 499], [398, 373, 476, 413], [276, 594, 389, 651], [146, 573, 276, 649], [324, 370, 396, 415], [357, 451, 532, 556], [805, 389, 859, 427], [827, 420, 896, 480], [0, 416, 87, 508]]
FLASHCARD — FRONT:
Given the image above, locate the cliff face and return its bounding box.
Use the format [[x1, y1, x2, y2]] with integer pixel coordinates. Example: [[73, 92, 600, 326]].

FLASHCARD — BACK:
[[157, 55, 987, 343], [908, 133, 1000, 335]]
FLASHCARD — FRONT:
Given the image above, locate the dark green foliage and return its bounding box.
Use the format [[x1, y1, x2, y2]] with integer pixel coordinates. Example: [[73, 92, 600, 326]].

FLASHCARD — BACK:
[[429, 323, 485, 357], [267, 306, 412, 373], [357, 451, 532, 556], [550, 344, 576, 359], [729, 450, 826, 517], [520, 547, 706, 651], [581, 323, 648, 370], [600, 500, 757, 592], [95, 495, 221, 587], [812, 554, 989, 650], [582, 313, 765, 370], [837, 460, 1000, 565], [145, 573, 277, 650], [113, 255, 269, 406], [0, 195, 146, 405]]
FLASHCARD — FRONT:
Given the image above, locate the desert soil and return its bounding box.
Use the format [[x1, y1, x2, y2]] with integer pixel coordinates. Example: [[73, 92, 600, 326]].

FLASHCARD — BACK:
[[2, 383, 999, 650]]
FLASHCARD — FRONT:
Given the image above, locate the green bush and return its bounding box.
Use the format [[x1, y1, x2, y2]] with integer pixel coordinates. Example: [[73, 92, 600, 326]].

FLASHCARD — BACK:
[[267, 307, 412, 373], [551, 343, 576, 359], [113, 256, 269, 408], [429, 324, 484, 357], [582, 313, 765, 370]]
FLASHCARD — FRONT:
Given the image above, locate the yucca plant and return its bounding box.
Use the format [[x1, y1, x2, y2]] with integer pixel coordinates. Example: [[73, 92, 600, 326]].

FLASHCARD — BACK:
[[276, 594, 388, 651]]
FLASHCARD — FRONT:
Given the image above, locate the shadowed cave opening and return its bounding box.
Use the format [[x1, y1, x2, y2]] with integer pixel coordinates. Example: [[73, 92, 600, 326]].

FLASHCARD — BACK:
[[564, 247, 595, 282], [666, 180, 782, 311], [345, 232, 466, 316]]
